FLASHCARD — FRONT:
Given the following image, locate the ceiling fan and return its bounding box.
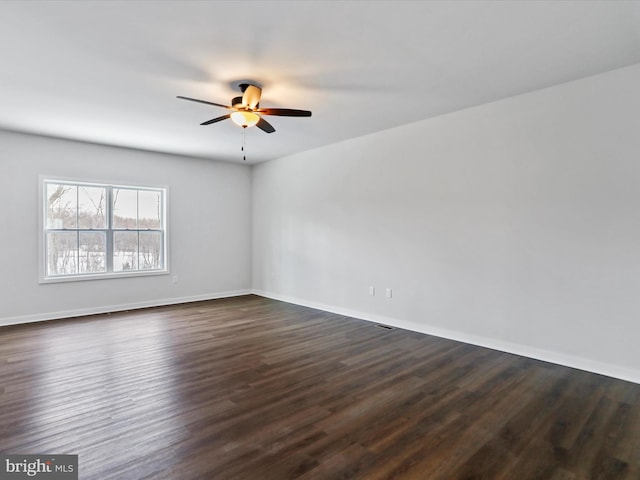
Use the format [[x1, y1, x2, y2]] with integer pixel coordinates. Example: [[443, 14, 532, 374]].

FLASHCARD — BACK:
[[177, 83, 312, 134]]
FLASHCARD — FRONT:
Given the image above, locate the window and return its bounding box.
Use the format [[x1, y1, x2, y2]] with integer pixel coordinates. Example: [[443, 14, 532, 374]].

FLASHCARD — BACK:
[[42, 179, 167, 281]]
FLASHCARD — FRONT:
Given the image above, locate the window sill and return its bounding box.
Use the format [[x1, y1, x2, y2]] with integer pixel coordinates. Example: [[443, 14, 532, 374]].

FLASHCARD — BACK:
[[40, 269, 170, 284]]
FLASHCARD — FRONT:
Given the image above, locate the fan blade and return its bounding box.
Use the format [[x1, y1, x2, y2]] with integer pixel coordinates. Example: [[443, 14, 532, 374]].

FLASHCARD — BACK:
[[256, 117, 275, 134], [242, 85, 262, 109], [256, 108, 312, 117], [177, 96, 231, 109], [200, 114, 230, 125]]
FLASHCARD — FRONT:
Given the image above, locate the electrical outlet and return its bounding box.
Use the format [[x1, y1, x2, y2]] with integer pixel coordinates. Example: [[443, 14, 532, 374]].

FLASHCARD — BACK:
[[369, 286, 375, 296], [386, 288, 392, 298]]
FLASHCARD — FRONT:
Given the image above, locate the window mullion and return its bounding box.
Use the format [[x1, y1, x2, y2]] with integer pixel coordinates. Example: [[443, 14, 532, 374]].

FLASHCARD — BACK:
[[106, 187, 114, 273], [75, 188, 80, 275], [136, 190, 139, 270]]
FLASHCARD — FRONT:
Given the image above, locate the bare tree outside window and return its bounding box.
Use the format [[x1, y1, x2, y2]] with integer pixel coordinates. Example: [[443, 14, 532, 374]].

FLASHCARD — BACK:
[[46, 184, 107, 276]]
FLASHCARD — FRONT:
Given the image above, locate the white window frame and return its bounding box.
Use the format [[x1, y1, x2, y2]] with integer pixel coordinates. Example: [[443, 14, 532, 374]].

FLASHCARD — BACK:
[[39, 176, 169, 283]]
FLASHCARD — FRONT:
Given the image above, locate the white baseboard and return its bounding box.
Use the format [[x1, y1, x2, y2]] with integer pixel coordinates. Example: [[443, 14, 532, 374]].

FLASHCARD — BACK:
[[252, 289, 640, 385], [0, 289, 252, 327]]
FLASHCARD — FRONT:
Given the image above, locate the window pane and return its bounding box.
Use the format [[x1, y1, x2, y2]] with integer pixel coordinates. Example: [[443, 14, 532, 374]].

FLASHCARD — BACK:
[[47, 184, 77, 229], [113, 188, 137, 229], [113, 231, 138, 271], [78, 186, 107, 229], [47, 232, 78, 276], [139, 231, 162, 270], [138, 190, 162, 229], [79, 232, 106, 273]]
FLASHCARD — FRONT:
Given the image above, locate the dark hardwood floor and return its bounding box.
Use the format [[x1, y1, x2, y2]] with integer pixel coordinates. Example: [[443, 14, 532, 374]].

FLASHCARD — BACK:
[[1, 295, 639, 479]]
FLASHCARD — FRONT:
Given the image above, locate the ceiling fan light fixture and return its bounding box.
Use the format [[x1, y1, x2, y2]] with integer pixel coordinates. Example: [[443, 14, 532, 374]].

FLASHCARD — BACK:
[[230, 111, 260, 128], [177, 83, 310, 135]]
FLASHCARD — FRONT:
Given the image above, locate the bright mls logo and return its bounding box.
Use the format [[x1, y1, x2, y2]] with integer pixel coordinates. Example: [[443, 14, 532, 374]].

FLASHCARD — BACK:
[[0, 455, 77, 480]]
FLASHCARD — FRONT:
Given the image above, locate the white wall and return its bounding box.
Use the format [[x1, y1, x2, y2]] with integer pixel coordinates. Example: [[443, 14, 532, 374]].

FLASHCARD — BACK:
[[0, 131, 252, 325], [252, 63, 640, 383]]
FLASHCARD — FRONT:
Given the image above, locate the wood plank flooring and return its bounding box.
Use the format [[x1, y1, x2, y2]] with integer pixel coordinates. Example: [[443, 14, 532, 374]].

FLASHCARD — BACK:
[[1, 294, 639, 479]]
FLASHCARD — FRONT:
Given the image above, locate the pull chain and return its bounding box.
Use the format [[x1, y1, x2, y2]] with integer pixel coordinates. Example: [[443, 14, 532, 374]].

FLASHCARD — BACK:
[[241, 126, 247, 161]]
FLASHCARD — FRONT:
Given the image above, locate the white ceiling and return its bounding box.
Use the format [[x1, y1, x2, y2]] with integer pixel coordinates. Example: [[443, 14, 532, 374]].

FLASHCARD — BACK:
[[1, 1, 640, 164]]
